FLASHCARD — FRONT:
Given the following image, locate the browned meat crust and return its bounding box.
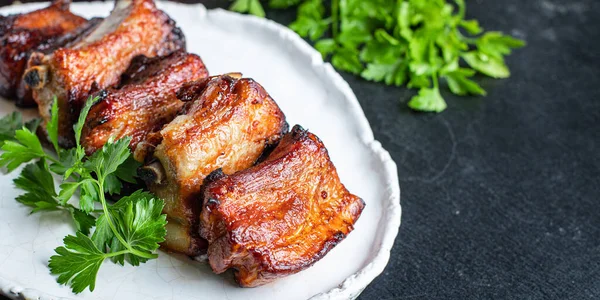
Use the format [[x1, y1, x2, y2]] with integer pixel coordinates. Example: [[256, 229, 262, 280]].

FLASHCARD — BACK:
[[0, 0, 88, 106], [80, 51, 208, 159], [25, 0, 186, 148], [17, 17, 103, 107], [199, 125, 365, 287], [141, 75, 288, 256]]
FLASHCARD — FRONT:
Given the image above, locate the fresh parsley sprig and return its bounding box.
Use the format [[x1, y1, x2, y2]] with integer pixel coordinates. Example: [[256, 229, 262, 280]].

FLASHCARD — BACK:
[[230, 0, 525, 112], [0, 96, 166, 294], [0, 111, 39, 146]]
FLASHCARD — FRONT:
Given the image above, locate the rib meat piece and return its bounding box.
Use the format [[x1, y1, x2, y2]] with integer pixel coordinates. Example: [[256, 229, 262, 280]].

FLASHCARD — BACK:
[[80, 51, 208, 159], [17, 18, 103, 107], [199, 125, 365, 287], [24, 0, 185, 148], [0, 0, 88, 106], [140, 75, 288, 256]]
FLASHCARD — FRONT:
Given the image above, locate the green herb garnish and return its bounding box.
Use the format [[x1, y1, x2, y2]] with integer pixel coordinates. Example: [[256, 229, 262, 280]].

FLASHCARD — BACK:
[[0, 97, 166, 294], [230, 0, 525, 112]]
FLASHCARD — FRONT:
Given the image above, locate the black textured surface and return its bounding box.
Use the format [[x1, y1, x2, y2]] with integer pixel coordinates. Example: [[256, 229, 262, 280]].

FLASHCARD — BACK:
[[2, 1, 600, 299]]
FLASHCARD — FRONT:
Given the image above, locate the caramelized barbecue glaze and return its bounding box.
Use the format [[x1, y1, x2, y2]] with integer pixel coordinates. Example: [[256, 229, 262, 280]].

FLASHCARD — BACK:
[[199, 125, 365, 287], [0, 0, 87, 106], [18, 18, 103, 107], [141, 75, 288, 256], [81, 51, 208, 158], [25, 0, 185, 147]]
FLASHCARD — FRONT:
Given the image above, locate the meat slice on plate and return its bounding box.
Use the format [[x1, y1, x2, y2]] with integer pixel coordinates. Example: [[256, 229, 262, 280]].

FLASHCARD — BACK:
[[18, 18, 103, 107], [199, 125, 365, 287], [140, 74, 288, 256], [80, 51, 208, 159], [24, 0, 185, 147], [0, 0, 89, 106]]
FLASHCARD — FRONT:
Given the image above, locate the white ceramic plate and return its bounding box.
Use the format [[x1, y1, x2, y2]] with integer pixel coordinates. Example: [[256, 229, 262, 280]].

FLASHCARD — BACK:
[[0, 2, 401, 299]]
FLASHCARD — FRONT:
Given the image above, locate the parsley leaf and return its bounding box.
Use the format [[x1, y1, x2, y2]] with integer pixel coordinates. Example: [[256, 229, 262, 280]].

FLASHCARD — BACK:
[[0, 112, 39, 146], [230, 0, 265, 18], [100, 155, 140, 195], [92, 191, 166, 266], [69, 207, 97, 236], [408, 86, 447, 113], [476, 31, 526, 60], [79, 178, 98, 214], [0, 127, 49, 172], [0, 112, 23, 146], [113, 156, 141, 184], [443, 68, 486, 96], [84, 137, 131, 179], [289, 0, 329, 41], [57, 181, 86, 205], [47, 97, 60, 155], [74, 96, 100, 149], [49, 232, 106, 293], [14, 160, 58, 212], [462, 51, 510, 79], [290, 16, 330, 41], [315, 38, 337, 57], [362, 61, 408, 86], [14, 160, 95, 234], [331, 47, 363, 75]]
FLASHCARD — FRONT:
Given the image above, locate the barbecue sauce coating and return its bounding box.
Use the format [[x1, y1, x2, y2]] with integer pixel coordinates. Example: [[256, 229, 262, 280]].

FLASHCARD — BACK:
[[144, 75, 288, 256], [0, 0, 87, 106], [81, 51, 208, 158], [199, 125, 365, 287], [28, 0, 185, 148]]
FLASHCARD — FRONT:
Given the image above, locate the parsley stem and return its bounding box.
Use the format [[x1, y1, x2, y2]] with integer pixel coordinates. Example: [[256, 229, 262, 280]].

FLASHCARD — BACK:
[[332, 0, 339, 38], [45, 154, 60, 165], [457, 0, 466, 19], [95, 178, 157, 260], [456, 31, 477, 44], [104, 249, 130, 258], [432, 71, 439, 90]]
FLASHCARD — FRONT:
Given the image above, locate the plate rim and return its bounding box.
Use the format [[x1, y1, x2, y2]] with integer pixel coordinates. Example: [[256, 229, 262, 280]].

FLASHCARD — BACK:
[[0, 2, 402, 300]]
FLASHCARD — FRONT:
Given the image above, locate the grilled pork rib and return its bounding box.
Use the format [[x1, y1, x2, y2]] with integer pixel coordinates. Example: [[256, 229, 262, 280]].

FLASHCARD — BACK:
[[199, 125, 365, 287], [18, 18, 103, 107], [24, 0, 185, 148], [0, 0, 88, 106], [81, 51, 208, 159], [140, 75, 288, 256]]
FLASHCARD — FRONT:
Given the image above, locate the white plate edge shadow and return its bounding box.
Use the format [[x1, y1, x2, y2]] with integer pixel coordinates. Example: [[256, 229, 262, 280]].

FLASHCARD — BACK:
[[0, 2, 402, 300]]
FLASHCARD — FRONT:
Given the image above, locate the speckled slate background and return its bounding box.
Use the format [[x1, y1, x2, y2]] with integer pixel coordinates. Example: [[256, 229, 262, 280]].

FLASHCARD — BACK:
[[1, 0, 599, 299]]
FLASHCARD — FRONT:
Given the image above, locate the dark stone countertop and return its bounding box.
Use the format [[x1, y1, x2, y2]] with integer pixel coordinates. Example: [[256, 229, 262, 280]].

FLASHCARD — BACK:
[[1, 0, 599, 299]]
